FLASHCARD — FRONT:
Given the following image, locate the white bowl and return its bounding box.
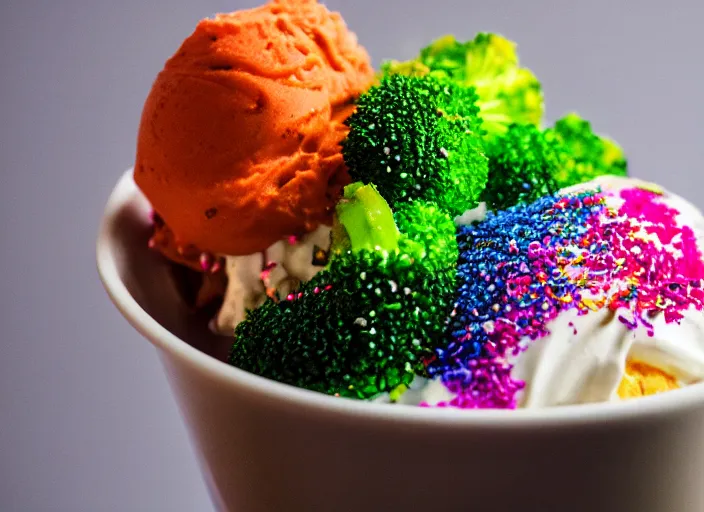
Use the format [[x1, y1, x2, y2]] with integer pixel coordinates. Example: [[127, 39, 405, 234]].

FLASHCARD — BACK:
[[98, 169, 704, 512]]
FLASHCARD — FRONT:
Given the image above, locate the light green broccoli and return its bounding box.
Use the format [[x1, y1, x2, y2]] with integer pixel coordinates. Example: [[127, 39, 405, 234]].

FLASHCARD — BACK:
[[545, 112, 628, 188], [382, 33, 544, 140]]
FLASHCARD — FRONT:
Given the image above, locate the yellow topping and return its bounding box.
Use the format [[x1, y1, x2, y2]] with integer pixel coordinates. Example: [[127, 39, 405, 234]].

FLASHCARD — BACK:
[[617, 360, 679, 399]]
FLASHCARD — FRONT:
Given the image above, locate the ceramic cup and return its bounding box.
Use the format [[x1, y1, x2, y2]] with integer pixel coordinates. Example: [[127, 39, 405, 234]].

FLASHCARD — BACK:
[[98, 170, 704, 512]]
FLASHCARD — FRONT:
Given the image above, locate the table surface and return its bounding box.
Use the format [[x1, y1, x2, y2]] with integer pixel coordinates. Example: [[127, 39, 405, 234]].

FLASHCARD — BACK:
[[2, 0, 704, 510]]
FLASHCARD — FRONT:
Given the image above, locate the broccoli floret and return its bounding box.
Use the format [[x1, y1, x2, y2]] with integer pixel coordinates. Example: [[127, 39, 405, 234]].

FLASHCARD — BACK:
[[335, 182, 400, 254], [382, 33, 543, 140], [229, 250, 438, 398], [395, 200, 458, 273], [482, 124, 560, 211], [229, 186, 458, 399], [545, 113, 628, 188], [342, 73, 488, 217]]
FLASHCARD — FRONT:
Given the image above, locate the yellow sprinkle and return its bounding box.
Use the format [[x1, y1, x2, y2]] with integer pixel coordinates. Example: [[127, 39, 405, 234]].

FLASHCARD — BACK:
[[636, 182, 664, 195], [581, 298, 600, 311], [389, 384, 408, 402]]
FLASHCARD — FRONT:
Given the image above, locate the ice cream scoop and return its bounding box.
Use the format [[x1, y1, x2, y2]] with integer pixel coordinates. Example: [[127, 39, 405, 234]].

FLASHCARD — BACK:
[[134, 0, 374, 258], [421, 176, 704, 408]]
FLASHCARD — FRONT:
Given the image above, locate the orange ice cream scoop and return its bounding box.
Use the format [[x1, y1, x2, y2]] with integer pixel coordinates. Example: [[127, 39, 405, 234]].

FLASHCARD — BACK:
[[134, 0, 374, 256], [617, 360, 680, 400]]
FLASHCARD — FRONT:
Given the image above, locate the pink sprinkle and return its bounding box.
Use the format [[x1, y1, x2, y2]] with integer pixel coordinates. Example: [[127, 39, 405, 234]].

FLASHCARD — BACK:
[[260, 261, 277, 282], [441, 187, 704, 410], [199, 253, 212, 271]]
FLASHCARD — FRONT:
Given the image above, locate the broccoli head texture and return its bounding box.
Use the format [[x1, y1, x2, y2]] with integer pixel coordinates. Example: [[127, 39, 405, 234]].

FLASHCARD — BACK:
[[545, 113, 628, 188], [229, 249, 451, 398], [394, 200, 458, 274], [483, 123, 560, 211], [228, 188, 458, 399], [342, 73, 488, 217], [382, 33, 544, 140]]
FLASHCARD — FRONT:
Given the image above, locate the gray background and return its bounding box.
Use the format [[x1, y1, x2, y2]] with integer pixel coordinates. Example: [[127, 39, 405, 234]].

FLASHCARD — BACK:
[[2, 0, 703, 510]]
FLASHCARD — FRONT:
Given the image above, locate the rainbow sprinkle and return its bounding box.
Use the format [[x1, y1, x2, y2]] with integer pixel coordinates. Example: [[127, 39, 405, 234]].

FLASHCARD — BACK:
[[426, 186, 704, 409]]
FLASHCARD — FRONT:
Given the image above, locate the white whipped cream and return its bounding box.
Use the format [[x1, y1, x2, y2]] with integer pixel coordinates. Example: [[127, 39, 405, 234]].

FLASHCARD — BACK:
[[211, 225, 331, 334], [509, 176, 704, 407], [510, 306, 704, 407], [390, 176, 704, 408], [454, 201, 488, 226], [372, 377, 455, 405], [384, 302, 704, 408]]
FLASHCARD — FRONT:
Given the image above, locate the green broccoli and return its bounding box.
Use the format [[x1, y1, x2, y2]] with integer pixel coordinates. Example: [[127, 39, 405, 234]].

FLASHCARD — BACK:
[[335, 182, 400, 255], [382, 33, 543, 140], [482, 123, 560, 211], [228, 184, 457, 399], [342, 73, 488, 217], [395, 200, 458, 273], [545, 112, 628, 188]]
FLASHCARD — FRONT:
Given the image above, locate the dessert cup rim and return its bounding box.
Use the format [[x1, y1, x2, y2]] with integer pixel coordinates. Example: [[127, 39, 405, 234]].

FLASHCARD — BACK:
[[97, 169, 704, 428]]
